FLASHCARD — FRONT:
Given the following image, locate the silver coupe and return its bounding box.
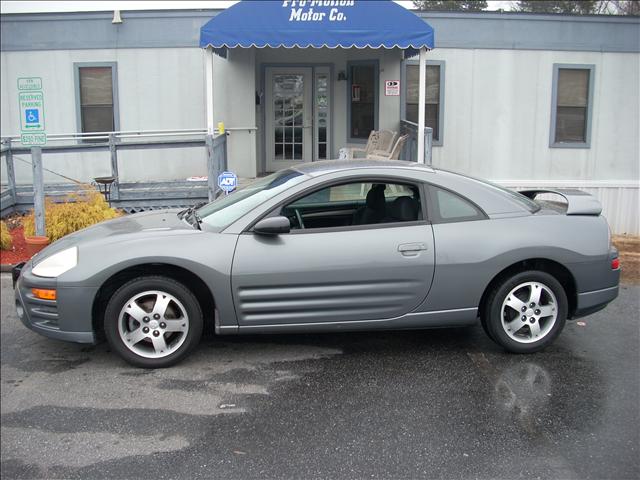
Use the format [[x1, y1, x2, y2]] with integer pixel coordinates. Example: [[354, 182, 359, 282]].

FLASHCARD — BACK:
[[13, 160, 620, 368]]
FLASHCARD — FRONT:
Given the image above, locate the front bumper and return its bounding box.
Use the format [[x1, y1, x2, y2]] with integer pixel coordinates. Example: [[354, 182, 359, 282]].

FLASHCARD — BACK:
[[13, 261, 97, 344]]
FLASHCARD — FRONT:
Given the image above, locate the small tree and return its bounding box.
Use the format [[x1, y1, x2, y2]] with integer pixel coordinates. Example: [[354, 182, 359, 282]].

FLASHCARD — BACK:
[[514, 0, 639, 15], [413, 1, 488, 11], [596, 0, 640, 15]]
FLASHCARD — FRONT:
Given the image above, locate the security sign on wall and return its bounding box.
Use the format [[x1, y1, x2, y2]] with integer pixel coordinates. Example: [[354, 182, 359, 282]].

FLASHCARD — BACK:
[[218, 171, 238, 194], [385, 80, 400, 96]]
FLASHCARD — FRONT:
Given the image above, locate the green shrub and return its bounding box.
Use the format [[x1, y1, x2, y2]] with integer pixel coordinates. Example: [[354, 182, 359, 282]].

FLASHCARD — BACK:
[[0, 221, 12, 250], [24, 188, 121, 242]]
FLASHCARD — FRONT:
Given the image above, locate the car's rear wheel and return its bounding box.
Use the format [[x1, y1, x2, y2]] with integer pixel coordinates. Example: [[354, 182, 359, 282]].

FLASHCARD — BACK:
[[483, 270, 567, 353], [104, 276, 203, 368]]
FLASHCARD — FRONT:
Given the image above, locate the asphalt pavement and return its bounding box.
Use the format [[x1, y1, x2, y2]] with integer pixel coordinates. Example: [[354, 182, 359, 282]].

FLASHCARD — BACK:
[[1, 274, 638, 479]]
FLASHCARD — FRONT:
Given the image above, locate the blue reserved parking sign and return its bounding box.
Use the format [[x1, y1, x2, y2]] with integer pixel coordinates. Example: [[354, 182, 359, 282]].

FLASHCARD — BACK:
[[25, 109, 39, 124], [218, 171, 237, 194]]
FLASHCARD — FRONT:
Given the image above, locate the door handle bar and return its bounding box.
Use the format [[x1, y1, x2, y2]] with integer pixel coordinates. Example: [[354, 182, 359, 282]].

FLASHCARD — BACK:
[[398, 243, 427, 253]]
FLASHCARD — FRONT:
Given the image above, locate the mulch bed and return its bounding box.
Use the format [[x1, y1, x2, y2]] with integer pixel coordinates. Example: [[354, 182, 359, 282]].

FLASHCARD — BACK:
[[0, 226, 30, 266], [614, 236, 640, 285]]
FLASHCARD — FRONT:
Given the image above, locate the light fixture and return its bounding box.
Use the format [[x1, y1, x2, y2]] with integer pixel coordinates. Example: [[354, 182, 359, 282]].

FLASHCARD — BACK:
[[337, 70, 347, 81], [112, 10, 123, 24]]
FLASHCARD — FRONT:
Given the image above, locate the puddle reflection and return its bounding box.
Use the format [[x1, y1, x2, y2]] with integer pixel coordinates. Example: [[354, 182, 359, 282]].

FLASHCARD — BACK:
[[488, 352, 605, 434], [494, 362, 552, 422]]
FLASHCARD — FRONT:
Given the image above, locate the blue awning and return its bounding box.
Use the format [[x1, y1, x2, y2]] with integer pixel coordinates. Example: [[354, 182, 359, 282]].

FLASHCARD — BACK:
[[199, 0, 434, 58]]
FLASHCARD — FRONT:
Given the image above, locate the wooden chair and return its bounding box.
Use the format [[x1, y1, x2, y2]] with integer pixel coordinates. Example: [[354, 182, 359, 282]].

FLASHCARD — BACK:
[[344, 130, 397, 160], [366, 134, 409, 160]]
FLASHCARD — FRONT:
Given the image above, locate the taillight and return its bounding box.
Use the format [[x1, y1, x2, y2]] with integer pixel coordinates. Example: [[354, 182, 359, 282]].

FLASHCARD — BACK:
[[611, 258, 620, 270]]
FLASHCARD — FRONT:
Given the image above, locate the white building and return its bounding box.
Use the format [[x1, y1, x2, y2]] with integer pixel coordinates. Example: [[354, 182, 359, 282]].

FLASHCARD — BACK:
[[1, 3, 639, 233]]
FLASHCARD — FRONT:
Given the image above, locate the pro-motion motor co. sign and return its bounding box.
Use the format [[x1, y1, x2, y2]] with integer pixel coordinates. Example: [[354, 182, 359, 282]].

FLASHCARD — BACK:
[[199, 0, 434, 54], [283, 1, 355, 22]]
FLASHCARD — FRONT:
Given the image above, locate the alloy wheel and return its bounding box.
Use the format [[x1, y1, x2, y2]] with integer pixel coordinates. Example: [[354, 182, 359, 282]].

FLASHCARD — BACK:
[[500, 281, 558, 344], [118, 290, 190, 359]]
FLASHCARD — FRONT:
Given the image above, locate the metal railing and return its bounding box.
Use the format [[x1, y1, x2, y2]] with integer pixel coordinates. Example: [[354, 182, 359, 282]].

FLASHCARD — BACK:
[[399, 120, 433, 165], [1, 129, 228, 218], [1, 127, 258, 143]]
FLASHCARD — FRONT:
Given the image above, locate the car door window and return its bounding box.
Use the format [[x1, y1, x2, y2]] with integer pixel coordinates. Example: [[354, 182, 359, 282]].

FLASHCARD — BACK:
[[281, 181, 423, 230], [429, 186, 485, 223]]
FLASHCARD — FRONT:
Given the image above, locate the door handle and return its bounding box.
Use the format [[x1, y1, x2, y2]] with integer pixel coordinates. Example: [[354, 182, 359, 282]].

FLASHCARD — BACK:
[[398, 243, 427, 255]]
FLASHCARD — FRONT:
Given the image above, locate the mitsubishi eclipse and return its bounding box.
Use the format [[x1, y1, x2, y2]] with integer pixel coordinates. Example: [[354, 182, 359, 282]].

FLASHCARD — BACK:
[[13, 160, 620, 368]]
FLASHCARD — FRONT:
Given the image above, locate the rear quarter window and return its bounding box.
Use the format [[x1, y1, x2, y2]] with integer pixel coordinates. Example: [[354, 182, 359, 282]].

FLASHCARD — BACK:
[[429, 186, 486, 223]]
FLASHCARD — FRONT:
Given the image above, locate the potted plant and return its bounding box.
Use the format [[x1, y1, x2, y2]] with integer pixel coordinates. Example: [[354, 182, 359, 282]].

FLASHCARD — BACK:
[[24, 234, 50, 256]]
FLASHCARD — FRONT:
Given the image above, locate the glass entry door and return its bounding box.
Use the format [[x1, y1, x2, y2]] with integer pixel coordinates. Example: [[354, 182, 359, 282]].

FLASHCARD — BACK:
[[266, 67, 313, 172]]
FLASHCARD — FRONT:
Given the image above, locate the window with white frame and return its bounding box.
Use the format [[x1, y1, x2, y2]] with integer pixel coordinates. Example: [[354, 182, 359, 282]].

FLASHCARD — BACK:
[[550, 64, 594, 147], [75, 63, 119, 140], [404, 61, 444, 144]]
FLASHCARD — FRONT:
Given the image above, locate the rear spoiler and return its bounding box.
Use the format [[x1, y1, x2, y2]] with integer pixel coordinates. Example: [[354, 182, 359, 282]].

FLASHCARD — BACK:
[[519, 189, 602, 215]]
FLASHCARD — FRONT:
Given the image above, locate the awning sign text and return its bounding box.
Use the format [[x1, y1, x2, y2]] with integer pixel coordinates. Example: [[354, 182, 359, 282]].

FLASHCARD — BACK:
[[283, 1, 355, 22]]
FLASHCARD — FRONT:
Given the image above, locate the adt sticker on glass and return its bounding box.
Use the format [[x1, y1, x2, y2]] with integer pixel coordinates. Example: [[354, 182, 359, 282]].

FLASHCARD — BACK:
[[218, 171, 237, 194]]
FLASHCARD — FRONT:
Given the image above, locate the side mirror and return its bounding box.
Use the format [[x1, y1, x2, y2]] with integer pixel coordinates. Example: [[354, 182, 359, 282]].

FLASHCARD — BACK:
[[253, 216, 290, 235]]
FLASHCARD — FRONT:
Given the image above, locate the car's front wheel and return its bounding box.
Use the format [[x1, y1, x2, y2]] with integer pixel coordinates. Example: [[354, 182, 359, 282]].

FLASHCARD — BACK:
[[483, 270, 568, 353], [104, 276, 203, 368]]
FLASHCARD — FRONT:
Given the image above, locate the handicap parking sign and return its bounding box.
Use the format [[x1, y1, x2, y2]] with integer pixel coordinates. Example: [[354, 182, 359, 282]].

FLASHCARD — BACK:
[[218, 171, 238, 194], [25, 109, 39, 124], [18, 85, 46, 145]]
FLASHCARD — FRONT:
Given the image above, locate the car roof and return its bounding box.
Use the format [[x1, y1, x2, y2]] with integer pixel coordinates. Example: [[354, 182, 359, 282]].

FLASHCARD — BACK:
[[292, 159, 436, 177]]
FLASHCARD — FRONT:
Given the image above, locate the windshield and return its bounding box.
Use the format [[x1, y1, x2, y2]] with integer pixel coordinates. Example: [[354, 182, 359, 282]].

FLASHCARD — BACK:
[[197, 169, 306, 230]]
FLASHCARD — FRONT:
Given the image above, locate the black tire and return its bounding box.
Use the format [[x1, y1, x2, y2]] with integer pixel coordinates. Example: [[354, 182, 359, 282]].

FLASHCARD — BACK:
[[483, 270, 568, 354], [104, 276, 203, 368], [480, 314, 496, 342]]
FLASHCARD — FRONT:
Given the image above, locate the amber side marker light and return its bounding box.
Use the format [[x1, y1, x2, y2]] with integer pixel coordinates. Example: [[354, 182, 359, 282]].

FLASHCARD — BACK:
[[611, 258, 620, 270], [32, 288, 57, 301]]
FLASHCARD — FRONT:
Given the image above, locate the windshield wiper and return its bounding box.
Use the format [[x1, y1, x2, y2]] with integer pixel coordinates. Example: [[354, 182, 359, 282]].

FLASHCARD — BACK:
[[190, 209, 203, 230], [179, 206, 202, 230]]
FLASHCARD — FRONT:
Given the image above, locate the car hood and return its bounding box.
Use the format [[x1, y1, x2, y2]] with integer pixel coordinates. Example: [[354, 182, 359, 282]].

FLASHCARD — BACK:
[[33, 209, 196, 260]]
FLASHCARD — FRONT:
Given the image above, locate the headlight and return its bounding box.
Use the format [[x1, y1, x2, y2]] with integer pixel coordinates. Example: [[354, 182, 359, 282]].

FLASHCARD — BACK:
[[32, 247, 78, 278]]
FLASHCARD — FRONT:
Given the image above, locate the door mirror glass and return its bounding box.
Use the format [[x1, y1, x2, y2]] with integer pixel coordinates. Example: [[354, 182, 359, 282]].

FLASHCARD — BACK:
[[254, 216, 291, 235]]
